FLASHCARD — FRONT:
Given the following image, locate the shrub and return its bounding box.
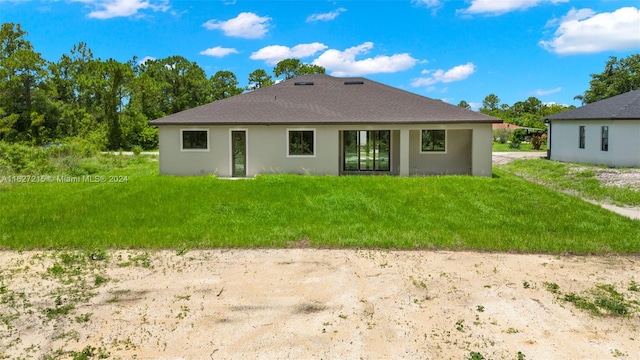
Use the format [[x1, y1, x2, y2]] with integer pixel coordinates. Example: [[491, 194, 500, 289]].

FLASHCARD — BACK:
[[493, 128, 509, 144], [132, 145, 143, 156], [509, 129, 526, 149], [530, 135, 543, 150]]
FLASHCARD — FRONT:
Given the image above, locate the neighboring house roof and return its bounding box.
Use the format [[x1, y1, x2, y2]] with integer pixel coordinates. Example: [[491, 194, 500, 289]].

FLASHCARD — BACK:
[[544, 90, 640, 122], [150, 74, 501, 126], [492, 123, 524, 130]]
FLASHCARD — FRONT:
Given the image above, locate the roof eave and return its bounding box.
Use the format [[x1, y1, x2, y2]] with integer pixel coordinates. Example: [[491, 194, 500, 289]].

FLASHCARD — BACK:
[[150, 119, 502, 126]]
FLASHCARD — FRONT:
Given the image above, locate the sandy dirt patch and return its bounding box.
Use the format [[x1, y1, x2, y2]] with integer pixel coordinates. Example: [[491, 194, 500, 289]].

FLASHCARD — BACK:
[[1, 249, 639, 359]]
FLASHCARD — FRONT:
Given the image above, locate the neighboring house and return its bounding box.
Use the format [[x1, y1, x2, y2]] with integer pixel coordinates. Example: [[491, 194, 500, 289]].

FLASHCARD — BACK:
[[149, 74, 501, 177], [544, 90, 640, 167]]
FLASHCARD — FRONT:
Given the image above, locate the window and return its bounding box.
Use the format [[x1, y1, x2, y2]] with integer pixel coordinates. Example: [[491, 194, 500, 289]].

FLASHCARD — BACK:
[[421, 130, 446, 152], [181, 130, 208, 151], [288, 129, 315, 156], [579, 126, 585, 149], [601, 126, 608, 151]]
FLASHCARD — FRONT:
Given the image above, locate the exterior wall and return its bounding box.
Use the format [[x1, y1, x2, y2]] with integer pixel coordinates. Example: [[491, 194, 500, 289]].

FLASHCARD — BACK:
[[157, 123, 494, 177], [408, 129, 472, 175], [550, 120, 640, 167]]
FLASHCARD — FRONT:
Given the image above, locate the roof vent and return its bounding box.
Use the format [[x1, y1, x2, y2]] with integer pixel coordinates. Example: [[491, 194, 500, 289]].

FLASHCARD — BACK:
[[344, 81, 364, 85], [294, 81, 314, 86]]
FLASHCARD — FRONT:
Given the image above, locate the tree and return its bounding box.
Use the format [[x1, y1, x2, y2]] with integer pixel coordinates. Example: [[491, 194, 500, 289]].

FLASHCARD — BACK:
[[480, 93, 500, 113], [457, 100, 471, 110], [0, 23, 49, 143], [246, 69, 274, 91], [577, 54, 640, 104], [210, 70, 243, 101], [98, 59, 134, 150], [273, 58, 325, 80], [48, 42, 101, 139], [138, 56, 210, 115]]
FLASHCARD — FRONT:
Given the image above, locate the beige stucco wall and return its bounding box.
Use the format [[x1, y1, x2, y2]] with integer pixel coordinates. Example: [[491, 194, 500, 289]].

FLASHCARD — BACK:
[[550, 120, 640, 167], [157, 123, 494, 177], [408, 129, 472, 175]]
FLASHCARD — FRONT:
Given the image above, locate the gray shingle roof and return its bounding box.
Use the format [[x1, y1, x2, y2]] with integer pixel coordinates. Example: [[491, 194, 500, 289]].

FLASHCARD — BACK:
[[545, 90, 640, 121], [149, 74, 500, 125]]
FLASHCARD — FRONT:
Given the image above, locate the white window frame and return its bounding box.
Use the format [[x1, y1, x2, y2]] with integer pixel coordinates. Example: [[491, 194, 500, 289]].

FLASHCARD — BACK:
[[286, 128, 316, 157], [180, 128, 210, 152], [420, 129, 447, 154]]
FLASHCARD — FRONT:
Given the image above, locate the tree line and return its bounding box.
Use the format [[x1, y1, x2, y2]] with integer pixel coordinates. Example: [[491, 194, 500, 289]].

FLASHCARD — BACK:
[[2, 21, 637, 151], [0, 23, 325, 150]]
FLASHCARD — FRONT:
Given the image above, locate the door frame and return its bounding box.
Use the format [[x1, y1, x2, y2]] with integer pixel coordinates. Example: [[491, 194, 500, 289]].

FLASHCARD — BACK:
[[229, 129, 248, 177]]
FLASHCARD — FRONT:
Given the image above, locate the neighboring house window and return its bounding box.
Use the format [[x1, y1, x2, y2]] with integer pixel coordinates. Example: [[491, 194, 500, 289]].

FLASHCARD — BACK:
[[181, 130, 209, 151], [421, 130, 446, 152], [601, 126, 608, 151], [579, 126, 585, 149], [288, 129, 315, 156]]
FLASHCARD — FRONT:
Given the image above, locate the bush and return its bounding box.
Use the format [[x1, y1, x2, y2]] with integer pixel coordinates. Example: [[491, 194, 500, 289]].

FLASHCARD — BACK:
[[132, 145, 142, 156], [493, 128, 509, 144], [509, 129, 526, 149], [530, 135, 543, 150]]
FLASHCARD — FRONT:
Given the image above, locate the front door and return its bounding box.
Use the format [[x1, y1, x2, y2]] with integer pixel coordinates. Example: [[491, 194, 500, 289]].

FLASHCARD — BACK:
[[343, 130, 390, 172], [231, 130, 246, 177]]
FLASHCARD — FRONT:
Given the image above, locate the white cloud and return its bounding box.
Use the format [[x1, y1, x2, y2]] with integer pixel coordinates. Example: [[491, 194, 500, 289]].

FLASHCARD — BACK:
[[250, 43, 328, 65], [137, 56, 155, 65], [306, 8, 346, 22], [203, 12, 271, 39], [312, 42, 417, 76], [540, 7, 640, 55], [412, 0, 442, 10], [532, 87, 562, 96], [71, 0, 169, 19], [411, 62, 476, 87], [460, 0, 567, 15], [200, 46, 239, 58], [469, 102, 482, 111]]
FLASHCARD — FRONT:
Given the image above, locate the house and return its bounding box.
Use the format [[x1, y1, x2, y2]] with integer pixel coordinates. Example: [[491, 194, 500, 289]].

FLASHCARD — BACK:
[[544, 90, 640, 167], [149, 74, 501, 177]]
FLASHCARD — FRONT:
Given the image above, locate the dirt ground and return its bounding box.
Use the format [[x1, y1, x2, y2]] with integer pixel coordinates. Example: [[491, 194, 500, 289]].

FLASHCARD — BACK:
[[0, 249, 639, 359]]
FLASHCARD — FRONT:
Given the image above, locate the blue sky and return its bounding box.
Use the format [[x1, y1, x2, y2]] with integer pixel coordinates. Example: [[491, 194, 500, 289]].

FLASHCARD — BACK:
[[1, 0, 639, 109]]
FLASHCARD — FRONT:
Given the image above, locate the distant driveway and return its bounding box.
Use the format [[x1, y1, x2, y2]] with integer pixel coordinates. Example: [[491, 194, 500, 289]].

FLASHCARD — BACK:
[[492, 151, 546, 165]]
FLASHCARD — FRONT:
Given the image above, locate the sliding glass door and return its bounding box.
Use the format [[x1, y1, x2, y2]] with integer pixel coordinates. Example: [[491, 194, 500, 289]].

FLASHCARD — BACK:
[[343, 130, 390, 172]]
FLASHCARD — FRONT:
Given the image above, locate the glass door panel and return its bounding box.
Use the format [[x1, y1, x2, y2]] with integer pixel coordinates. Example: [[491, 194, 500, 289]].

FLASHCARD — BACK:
[[232, 131, 246, 177], [375, 130, 390, 171], [343, 131, 359, 171], [361, 131, 374, 171]]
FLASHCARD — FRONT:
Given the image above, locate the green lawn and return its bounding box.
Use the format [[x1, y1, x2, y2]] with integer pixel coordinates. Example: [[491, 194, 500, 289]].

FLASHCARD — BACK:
[[1, 160, 639, 253], [492, 142, 547, 152], [500, 158, 640, 207]]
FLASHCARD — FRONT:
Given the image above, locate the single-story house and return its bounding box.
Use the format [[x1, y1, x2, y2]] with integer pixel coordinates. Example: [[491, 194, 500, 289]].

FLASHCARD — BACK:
[[544, 90, 640, 167], [149, 74, 501, 177]]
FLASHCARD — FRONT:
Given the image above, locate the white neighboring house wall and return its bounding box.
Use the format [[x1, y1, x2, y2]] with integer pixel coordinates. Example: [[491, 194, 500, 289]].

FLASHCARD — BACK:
[[549, 119, 640, 167], [157, 123, 494, 177]]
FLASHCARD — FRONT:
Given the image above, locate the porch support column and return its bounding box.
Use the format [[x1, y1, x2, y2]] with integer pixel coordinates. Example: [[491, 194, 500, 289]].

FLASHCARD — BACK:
[[399, 128, 410, 176]]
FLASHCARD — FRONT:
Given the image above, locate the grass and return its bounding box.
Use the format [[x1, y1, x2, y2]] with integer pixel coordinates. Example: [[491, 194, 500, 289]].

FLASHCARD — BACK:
[[492, 142, 547, 152], [499, 158, 640, 206], [1, 160, 640, 253]]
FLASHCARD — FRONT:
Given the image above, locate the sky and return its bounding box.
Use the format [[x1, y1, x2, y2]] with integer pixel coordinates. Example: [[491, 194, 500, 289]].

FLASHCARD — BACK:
[[1, 0, 639, 109]]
